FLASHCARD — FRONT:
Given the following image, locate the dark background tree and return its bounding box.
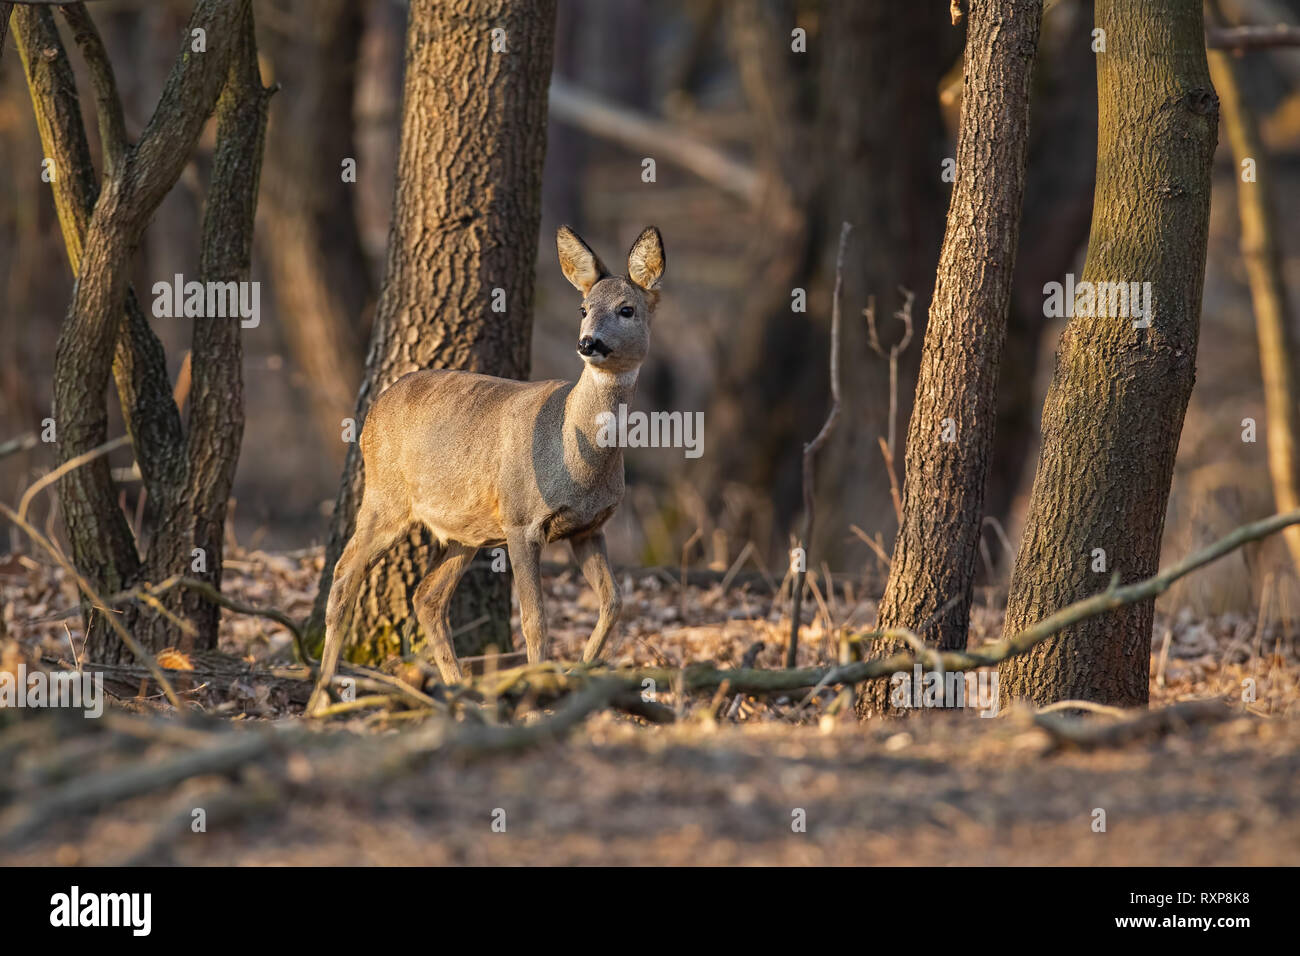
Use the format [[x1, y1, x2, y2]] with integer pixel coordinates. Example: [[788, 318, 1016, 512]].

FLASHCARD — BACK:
[[260, 0, 373, 462]]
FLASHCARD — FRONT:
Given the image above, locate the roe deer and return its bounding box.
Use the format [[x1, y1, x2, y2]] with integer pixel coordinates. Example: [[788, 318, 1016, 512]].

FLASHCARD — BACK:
[[308, 226, 665, 713]]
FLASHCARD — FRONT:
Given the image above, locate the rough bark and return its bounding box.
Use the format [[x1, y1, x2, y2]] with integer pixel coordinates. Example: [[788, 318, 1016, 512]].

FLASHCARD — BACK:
[[309, 0, 558, 664], [998, 0, 1218, 707], [859, 0, 1042, 717], [12, 5, 187, 525], [1207, 35, 1300, 577], [261, 0, 372, 461], [31, 0, 250, 661], [138, 6, 271, 651]]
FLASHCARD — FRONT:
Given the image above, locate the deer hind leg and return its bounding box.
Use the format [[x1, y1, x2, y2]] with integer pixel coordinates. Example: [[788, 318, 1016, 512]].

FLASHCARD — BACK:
[[572, 531, 621, 663], [507, 528, 548, 664], [413, 540, 476, 684], [308, 507, 407, 714]]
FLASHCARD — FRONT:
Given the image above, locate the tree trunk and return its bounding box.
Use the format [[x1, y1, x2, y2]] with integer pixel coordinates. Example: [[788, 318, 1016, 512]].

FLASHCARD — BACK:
[[859, 0, 1042, 716], [713, 0, 950, 564], [814, 0, 950, 569], [985, 0, 1098, 540], [15, 1, 258, 663], [33, 0, 248, 662], [1207, 34, 1300, 577], [998, 0, 1218, 708], [309, 0, 558, 664], [261, 0, 372, 463], [138, 7, 271, 652], [13, 5, 187, 550]]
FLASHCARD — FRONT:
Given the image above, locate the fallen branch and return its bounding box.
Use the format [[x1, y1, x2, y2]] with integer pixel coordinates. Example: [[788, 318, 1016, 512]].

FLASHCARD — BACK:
[[115, 575, 308, 664], [1034, 699, 1233, 751], [0, 728, 278, 846], [483, 507, 1300, 703]]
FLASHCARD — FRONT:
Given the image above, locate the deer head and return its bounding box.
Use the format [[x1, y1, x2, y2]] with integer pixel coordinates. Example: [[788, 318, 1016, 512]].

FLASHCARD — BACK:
[[557, 225, 665, 376]]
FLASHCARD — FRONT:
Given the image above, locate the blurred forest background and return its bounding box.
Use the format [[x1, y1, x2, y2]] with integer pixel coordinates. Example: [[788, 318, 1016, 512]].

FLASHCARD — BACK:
[[1, 0, 1299, 613]]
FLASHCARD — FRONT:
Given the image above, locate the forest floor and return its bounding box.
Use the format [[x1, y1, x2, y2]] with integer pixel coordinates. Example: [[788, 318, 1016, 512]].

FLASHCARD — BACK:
[[2, 544, 1298, 865]]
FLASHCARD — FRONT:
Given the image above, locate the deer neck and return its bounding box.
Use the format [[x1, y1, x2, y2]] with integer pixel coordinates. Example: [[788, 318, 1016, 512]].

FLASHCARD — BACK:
[[564, 364, 639, 481]]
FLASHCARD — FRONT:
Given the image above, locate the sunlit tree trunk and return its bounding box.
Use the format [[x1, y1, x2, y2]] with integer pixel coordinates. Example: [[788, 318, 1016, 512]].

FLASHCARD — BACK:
[[858, 0, 1042, 717], [998, 0, 1218, 707]]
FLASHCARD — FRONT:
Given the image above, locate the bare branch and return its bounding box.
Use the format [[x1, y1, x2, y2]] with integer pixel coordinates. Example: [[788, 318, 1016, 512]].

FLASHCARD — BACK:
[[128, 0, 249, 221], [17, 433, 129, 523], [1207, 24, 1300, 48], [548, 77, 787, 219], [0, 502, 182, 709], [57, 3, 127, 174], [787, 221, 850, 668]]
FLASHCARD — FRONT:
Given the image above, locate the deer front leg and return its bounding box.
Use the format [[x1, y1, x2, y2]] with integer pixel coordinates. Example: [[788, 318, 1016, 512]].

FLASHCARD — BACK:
[[507, 528, 548, 663], [572, 531, 621, 663]]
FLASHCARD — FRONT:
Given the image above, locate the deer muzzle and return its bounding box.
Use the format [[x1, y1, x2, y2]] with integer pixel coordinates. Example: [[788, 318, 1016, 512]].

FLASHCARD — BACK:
[[577, 336, 612, 357]]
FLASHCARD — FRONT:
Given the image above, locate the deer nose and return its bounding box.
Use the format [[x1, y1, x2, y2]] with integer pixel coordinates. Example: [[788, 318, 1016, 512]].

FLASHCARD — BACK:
[[577, 336, 611, 357]]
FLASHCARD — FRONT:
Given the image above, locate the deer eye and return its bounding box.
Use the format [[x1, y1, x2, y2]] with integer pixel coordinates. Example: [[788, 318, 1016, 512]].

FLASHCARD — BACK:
[[579, 307, 587, 318], [618, 305, 634, 317]]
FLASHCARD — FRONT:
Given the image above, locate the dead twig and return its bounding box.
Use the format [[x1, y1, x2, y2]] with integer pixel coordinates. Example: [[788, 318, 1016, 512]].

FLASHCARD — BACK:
[[0, 433, 38, 460], [16, 434, 131, 524], [0, 502, 182, 709], [865, 288, 915, 525], [95, 575, 309, 665], [788, 220, 851, 668]]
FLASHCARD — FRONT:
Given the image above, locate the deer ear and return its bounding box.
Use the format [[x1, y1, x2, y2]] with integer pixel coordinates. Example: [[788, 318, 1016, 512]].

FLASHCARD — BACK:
[[627, 226, 665, 292], [556, 226, 609, 295]]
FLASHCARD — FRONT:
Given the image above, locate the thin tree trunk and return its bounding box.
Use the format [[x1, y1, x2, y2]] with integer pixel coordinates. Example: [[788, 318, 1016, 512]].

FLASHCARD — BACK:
[[20, 0, 251, 662], [13, 6, 187, 532], [139, 6, 272, 651], [309, 0, 558, 664], [998, 0, 1218, 708], [1207, 36, 1300, 577], [859, 0, 1042, 717]]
